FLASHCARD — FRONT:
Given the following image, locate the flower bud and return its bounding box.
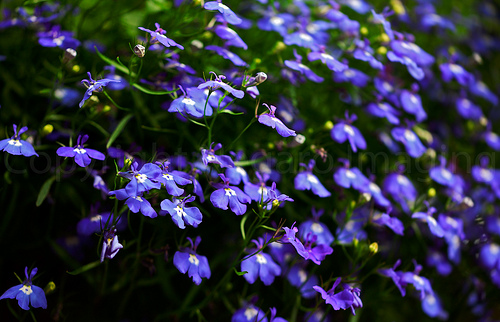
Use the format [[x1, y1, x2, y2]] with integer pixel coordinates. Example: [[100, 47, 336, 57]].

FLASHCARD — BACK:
[[360, 27, 368, 35], [42, 124, 54, 136], [133, 44, 146, 58], [287, 134, 306, 148], [44, 281, 56, 295], [245, 72, 267, 87], [63, 48, 77, 64], [369, 242, 379, 254], [377, 46, 387, 55], [324, 121, 334, 130], [427, 187, 436, 198]]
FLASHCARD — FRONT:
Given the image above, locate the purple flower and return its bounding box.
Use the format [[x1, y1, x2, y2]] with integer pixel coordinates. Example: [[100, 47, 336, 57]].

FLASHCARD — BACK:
[[197, 72, 244, 99], [161, 195, 203, 229], [109, 189, 157, 218], [257, 12, 294, 36], [37, 25, 80, 49], [56, 134, 105, 167], [439, 63, 473, 86], [371, 9, 394, 40], [366, 101, 400, 124], [258, 103, 297, 137], [308, 48, 348, 72], [269, 307, 287, 322], [100, 228, 123, 262], [391, 127, 426, 158], [79, 72, 121, 108], [0, 124, 38, 157], [204, 1, 242, 25], [214, 25, 247, 49], [353, 39, 383, 70], [383, 173, 417, 213], [241, 238, 281, 285], [77, 211, 112, 236], [168, 86, 212, 118], [287, 264, 319, 298], [378, 259, 406, 296], [331, 112, 366, 153], [0, 267, 47, 310], [138, 23, 184, 49], [386, 51, 425, 80], [210, 173, 251, 215], [231, 303, 268, 322], [479, 243, 500, 271], [299, 208, 334, 246], [412, 206, 445, 238], [225, 151, 249, 185], [244, 171, 272, 203], [455, 97, 483, 121], [302, 234, 334, 265], [333, 68, 370, 87], [294, 159, 331, 198], [202, 142, 235, 168], [438, 214, 464, 264], [426, 250, 452, 276], [469, 79, 498, 106], [400, 89, 427, 122], [266, 182, 294, 208], [281, 222, 308, 259], [173, 236, 211, 285], [284, 51, 324, 83], [484, 131, 500, 151], [333, 162, 370, 191], [373, 212, 404, 235], [118, 162, 162, 197], [205, 45, 247, 67], [313, 278, 354, 311], [429, 156, 456, 187], [284, 31, 317, 49], [157, 160, 192, 196]]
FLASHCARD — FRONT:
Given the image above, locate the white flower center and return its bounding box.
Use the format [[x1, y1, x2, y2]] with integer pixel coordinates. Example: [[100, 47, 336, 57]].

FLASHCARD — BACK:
[[256, 253, 267, 264], [343, 69, 355, 77], [404, 129, 416, 142], [133, 196, 143, 202], [299, 33, 313, 42], [53, 36, 65, 46], [461, 99, 471, 108], [480, 168, 493, 181], [410, 94, 418, 104], [236, 167, 246, 176], [311, 222, 324, 233], [225, 188, 237, 196], [397, 175, 409, 185], [270, 16, 284, 26], [449, 64, 463, 74], [258, 186, 267, 195], [8, 139, 22, 147], [244, 307, 258, 320], [441, 168, 452, 180], [182, 98, 196, 106], [490, 244, 500, 255], [135, 174, 148, 183], [90, 215, 102, 222], [189, 253, 199, 265], [307, 174, 319, 184], [74, 148, 87, 154], [298, 269, 307, 283], [382, 81, 393, 92], [369, 182, 380, 193], [162, 173, 174, 181], [346, 170, 356, 178], [19, 285, 33, 295], [206, 154, 216, 162], [344, 124, 355, 136], [413, 275, 424, 286], [175, 205, 187, 217]]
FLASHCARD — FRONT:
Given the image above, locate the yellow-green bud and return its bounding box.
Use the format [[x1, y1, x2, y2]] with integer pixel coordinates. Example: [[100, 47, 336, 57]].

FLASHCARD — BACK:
[[324, 121, 334, 130], [377, 46, 387, 55], [42, 124, 54, 136], [360, 27, 368, 35], [72, 65, 81, 73], [391, 0, 406, 15], [369, 242, 379, 254], [428, 187, 436, 198], [44, 281, 56, 295], [379, 33, 390, 43], [102, 105, 111, 113], [273, 41, 286, 53]]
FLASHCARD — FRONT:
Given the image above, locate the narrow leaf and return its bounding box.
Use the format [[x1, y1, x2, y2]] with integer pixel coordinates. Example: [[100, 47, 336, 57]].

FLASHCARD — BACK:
[[107, 114, 134, 148], [233, 267, 248, 276], [95, 47, 134, 76], [132, 83, 177, 95], [66, 261, 101, 275], [36, 176, 55, 207], [219, 109, 244, 116]]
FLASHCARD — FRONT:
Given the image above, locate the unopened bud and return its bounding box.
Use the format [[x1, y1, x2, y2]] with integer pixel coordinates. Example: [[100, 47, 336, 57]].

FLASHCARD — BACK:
[[428, 187, 436, 198], [72, 65, 81, 73], [377, 46, 387, 55], [63, 48, 77, 64], [360, 27, 368, 35], [379, 33, 390, 43], [190, 40, 204, 52], [44, 281, 56, 295], [42, 124, 54, 136], [369, 242, 379, 254], [324, 121, 334, 130], [287, 134, 306, 148], [133, 44, 146, 58], [272, 199, 280, 208], [245, 72, 268, 87]]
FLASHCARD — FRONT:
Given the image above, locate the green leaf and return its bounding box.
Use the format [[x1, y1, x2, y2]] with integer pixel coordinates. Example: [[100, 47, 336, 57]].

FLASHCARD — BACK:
[[219, 109, 244, 116], [107, 114, 134, 149], [36, 176, 55, 207], [66, 261, 101, 275], [141, 125, 178, 134], [88, 120, 110, 137], [233, 267, 248, 276], [132, 83, 177, 95], [95, 47, 134, 77]]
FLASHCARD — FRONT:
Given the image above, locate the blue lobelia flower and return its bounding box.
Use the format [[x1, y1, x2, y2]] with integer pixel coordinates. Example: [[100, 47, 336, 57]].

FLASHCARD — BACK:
[[366, 100, 400, 125], [333, 67, 370, 87], [210, 173, 251, 215], [37, 25, 80, 49], [258, 103, 297, 137], [382, 172, 417, 213], [100, 228, 123, 262], [118, 162, 162, 197], [0, 267, 47, 310], [77, 211, 112, 236], [299, 208, 334, 246], [156, 160, 192, 196], [0, 124, 38, 157], [57, 134, 105, 167], [331, 112, 366, 153], [244, 171, 273, 203], [257, 11, 294, 36], [169, 86, 212, 118], [109, 189, 157, 218], [240, 237, 281, 285], [439, 62, 473, 86], [161, 195, 203, 229], [281, 222, 308, 260], [391, 126, 426, 158], [197, 72, 244, 99], [173, 236, 211, 285], [313, 278, 355, 311], [284, 50, 324, 83], [225, 151, 250, 185], [308, 46, 348, 72], [269, 307, 287, 322], [138, 23, 184, 49], [333, 160, 370, 191], [352, 39, 383, 70], [302, 234, 334, 265], [202, 142, 235, 168], [438, 214, 465, 264], [455, 96, 483, 121], [204, 45, 248, 67], [231, 303, 268, 322], [399, 86, 427, 122], [294, 159, 331, 198], [214, 24, 247, 50], [265, 182, 294, 209], [373, 210, 404, 235], [204, 1, 242, 25], [429, 156, 457, 187], [287, 263, 319, 299], [371, 9, 395, 40], [79, 72, 121, 108], [412, 205, 445, 238]]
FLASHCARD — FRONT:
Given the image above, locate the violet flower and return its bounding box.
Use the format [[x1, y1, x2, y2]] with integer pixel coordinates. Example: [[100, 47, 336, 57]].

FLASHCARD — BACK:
[[138, 23, 184, 49], [205, 45, 247, 67], [0, 124, 38, 157], [258, 103, 297, 137], [240, 237, 281, 285], [197, 72, 244, 99], [100, 228, 123, 262], [202, 142, 235, 168], [294, 159, 331, 198], [0, 267, 47, 310], [210, 173, 251, 215], [79, 72, 121, 108], [160, 195, 203, 229], [56, 134, 105, 167], [331, 112, 366, 153], [173, 236, 211, 285], [204, 1, 242, 25]]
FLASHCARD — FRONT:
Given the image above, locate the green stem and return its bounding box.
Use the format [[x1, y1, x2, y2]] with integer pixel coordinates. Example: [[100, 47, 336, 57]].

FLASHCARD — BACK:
[[227, 118, 257, 150]]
